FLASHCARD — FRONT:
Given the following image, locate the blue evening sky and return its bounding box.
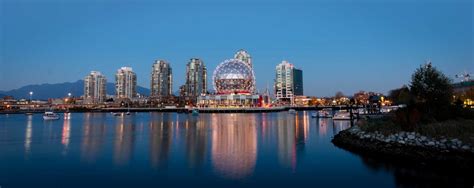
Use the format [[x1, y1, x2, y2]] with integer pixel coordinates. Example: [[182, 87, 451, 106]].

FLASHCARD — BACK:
[[1, 0, 472, 97]]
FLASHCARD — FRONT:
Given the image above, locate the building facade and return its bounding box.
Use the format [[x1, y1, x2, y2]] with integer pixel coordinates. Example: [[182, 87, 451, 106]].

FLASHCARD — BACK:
[[183, 58, 207, 97], [275, 61, 303, 101], [150, 60, 173, 97], [115, 67, 137, 99], [84, 71, 107, 104], [213, 59, 256, 95], [293, 68, 303, 96]]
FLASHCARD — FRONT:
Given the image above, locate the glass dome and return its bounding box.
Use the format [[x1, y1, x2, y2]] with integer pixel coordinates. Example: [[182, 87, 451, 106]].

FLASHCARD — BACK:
[[213, 59, 256, 94]]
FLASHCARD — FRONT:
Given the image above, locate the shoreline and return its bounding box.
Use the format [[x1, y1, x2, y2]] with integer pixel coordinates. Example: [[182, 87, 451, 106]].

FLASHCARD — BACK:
[[332, 126, 474, 170], [0, 106, 366, 114]]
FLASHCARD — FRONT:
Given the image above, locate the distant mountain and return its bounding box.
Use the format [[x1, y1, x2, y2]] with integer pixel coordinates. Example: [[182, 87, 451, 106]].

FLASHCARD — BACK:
[[0, 80, 150, 100]]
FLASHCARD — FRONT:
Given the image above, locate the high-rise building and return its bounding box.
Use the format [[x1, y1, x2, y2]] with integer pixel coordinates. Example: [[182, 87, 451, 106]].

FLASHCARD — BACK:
[[233, 49, 256, 93], [234, 49, 252, 68], [275, 61, 303, 101], [115, 67, 137, 99], [84, 71, 107, 104], [183, 58, 207, 96], [150, 60, 172, 97], [293, 68, 303, 96]]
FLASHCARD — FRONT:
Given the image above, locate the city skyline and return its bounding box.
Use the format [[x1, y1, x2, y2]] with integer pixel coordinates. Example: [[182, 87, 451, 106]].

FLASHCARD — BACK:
[[1, 0, 472, 96]]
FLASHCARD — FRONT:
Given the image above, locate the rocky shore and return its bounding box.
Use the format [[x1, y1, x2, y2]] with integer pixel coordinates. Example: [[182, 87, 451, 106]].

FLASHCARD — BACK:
[[332, 126, 474, 169]]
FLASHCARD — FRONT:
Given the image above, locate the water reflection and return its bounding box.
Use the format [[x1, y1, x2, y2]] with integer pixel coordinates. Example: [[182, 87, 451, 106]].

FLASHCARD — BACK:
[[6, 112, 468, 187], [149, 113, 172, 168], [114, 116, 136, 166], [184, 115, 207, 169], [81, 113, 106, 162], [61, 117, 71, 154], [211, 114, 257, 179], [318, 119, 328, 137], [277, 113, 295, 170], [332, 120, 351, 136], [25, 115, 33, 154]]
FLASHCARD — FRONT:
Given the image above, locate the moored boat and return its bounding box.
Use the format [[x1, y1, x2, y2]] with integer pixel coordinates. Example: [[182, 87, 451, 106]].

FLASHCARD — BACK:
[[43, 111, 60, 120], [318, 110, 333, 118], [333, 111, 351, 120], [192, 109, 199, 116]]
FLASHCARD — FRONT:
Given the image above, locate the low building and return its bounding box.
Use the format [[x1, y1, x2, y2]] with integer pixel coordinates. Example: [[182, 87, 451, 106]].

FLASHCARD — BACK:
[[197, 94, 261, 108], [294, 96, 311, 106], [453, 80, 474, 106]]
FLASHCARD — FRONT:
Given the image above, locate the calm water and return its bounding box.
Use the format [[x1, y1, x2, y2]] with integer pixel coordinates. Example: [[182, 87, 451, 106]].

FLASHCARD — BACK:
[[0, 112, 460, 187]]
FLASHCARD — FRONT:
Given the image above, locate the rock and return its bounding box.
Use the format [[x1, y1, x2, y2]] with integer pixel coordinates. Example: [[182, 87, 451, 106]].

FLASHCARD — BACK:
[[440, 138, 447, 143], [461, 145, 470, 150], [427, 141, 435, 146], [407, 135, 415, 140], [420, 136, 427, 141], [415, 141, 422, 146], [399, 140, 406, 144]]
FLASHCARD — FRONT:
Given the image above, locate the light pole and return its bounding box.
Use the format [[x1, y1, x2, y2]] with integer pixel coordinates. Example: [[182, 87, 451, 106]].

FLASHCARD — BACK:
[[29, 91, 33, 102], [67, 93, 72, 113]]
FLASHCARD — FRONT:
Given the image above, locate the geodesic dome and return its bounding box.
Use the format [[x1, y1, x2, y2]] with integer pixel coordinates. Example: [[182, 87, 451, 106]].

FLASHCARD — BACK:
[[213, 59, 256, 94]]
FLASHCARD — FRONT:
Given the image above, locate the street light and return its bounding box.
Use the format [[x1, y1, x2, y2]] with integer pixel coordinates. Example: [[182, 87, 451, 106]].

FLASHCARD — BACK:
[[29, 91, 33, 102], [68, 93, 72, 98]]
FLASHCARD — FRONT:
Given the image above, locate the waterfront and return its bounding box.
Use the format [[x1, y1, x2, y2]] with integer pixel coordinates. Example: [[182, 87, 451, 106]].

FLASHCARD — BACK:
[[0, 112, 465, 187]]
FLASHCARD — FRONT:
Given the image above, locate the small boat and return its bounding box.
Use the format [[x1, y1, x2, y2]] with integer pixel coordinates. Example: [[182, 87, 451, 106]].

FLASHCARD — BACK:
[[311, 112, 318, 118], [126, 112, 131, 115], [288, 109, 296, 114], [43, 111, 60, 120], [25, 112, 34, 116], [318, 111, 333, 118], [333, 111, 351, 120], [111, 112, 123, 116], [192, 109, 199, 116]]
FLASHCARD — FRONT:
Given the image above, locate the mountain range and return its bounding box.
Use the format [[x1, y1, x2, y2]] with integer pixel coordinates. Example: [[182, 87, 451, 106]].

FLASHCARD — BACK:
[[0, 80, 150, 100]]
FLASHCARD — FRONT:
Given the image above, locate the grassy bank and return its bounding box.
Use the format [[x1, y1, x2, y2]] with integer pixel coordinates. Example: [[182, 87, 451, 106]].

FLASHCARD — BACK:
[[358, 118, 474, 146]]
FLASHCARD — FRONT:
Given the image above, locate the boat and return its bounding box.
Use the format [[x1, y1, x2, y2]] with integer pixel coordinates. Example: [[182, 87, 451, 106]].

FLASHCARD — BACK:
[[333, 111, 351, 120], [126, 104, 131, 115], [288, 109, 296, 114], [43, 111, 60, 120], [25, 112, 34, 116], [111, 112, 123, 116], [192, 109, 199, 116], [311, 112, 318, 118], [318, 110, 333, 118]]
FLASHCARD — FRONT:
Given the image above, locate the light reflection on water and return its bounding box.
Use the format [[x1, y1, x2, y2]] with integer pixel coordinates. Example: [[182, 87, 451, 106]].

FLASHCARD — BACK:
[[2, 111, 442, 187]]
